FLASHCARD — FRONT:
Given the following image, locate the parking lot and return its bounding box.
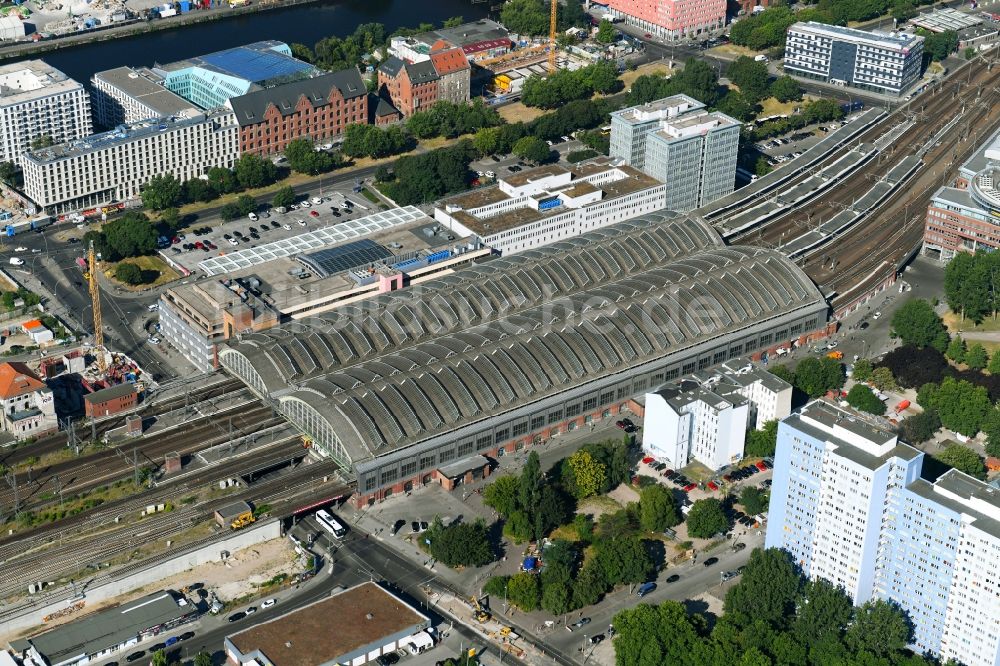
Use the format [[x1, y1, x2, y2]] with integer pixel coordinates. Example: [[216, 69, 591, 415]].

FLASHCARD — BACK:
[[162, 188, 379, 275]]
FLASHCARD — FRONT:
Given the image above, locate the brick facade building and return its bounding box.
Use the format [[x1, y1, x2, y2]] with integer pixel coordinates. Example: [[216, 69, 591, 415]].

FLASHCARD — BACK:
[[84, 383, 139, 418], [428, 42, 471, 106], [228, 68, 368, 156], [377, 58, 439, 117]]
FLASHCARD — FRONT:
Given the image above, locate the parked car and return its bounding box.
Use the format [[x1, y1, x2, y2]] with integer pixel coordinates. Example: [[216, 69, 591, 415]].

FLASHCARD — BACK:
[[665, 574, 681, 583], [228, 612, 246, 623], [636, 582, 657, 597], [703, 557, 719, 567], [568, 617, 591, 631], [733, 542, 747, 552], [261, 599, 277, 609], [125, 652, 145, 663]]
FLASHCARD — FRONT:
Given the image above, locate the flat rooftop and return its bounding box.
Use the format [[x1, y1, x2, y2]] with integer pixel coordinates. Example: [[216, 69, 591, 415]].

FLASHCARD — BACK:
[[907, 470, 1000, 540], [21, 592, 187, 664], [157, 40, 318, 85], [791, 21, 923, 49], [0, 60, 83, 107], [227, 582, 429, 666], [911, 7, 983, 32], [611, 94, 704, 126], [93, 67, 198, 118]]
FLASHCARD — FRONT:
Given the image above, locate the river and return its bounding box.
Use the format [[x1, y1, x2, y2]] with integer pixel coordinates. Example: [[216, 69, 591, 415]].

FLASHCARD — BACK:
[[14, 0, 488, 85]]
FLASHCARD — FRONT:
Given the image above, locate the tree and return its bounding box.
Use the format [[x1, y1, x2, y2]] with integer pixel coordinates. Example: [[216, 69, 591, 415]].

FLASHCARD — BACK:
[[207, 166, 238, 194], [500, 0, 549, 36], [934, 444, 987, 480], [151, 650, 168, 666], [284, 138, 337, 175], [966, 343, 989, 371], [484, 575, 509, 598], [852, 358, 874, 382], [726, 56, 771, 103], [745, 419, 778, 457], [503, 510, 533, 543], [443, 15, 464, 28], [472, 127, 500, 156], [572, 561, 608, 608], [922, 29, 958, 62], [898, 410, 940, 444], [879, 344, 950, 388], [183, 177, 217, 203], [982, 407, 1000, 458], [739, 486, 768, 516], [219, 202, 242, 221], [541, 559, 575, 615], [193, 653, 212, 666], [685, 498, 729, 539], [891, 299, 949, 351], [596, 18, 616, 43], [892, 0, 917, 21], [845, 599, 912, 658], [715, 91, 757, 122], [513, 135, 551, 164], [272, 185, 297, 209], [793, 578, 854, 645], [770, 75, 802, 103], [724, 548, 801, 628], [574, 513, 594, 543], [102, 211, 158, 261], [639, 483, 680, 532], [793, 356, 844, 398], [922, 377, 992, 436], [567, 450, 606, 499], [159, 207, 181, 232], [870, 367, 897, 392], [114, 262, 153, 286], [612, 601, 708, 666], [30, 134, 54, 150], [846, 384, 885, 416], [235, 194, 257, 216], [988, 349, 1000, 375], [234, 153, 278, 189], [483, 475, 519, 517], [141, 174, 183, 210], [519, 451, 542, 514], [506, 572, 540, 611], [595, 535, 653, 586], [946, 336, 967, 364], [534, 485, 570, 540], [426, 519, 494, 567], [0, 161, 20, 186]]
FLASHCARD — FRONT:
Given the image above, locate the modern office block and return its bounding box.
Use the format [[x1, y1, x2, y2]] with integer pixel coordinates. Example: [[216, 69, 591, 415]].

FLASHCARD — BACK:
[[91, 67, 198, 127], [604, 0, 726, 40], [611, 95, 739, 211], [766, 401, 1000, 666], [784, 22, 924, 96], [0, 60, 91, 165]]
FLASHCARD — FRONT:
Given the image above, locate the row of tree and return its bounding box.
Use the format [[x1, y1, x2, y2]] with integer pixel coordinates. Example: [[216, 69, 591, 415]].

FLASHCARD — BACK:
[[140, 153, 281, 211], [499, 0, 589, 37], [613, 548, 941, 666], [748, 98, 846, 141], [769, 355, 845, 399], [521, 61, 623, 109], [406, 100, 504, 141], [377, 140, 477, 205], [944, 250, 1000, 325]]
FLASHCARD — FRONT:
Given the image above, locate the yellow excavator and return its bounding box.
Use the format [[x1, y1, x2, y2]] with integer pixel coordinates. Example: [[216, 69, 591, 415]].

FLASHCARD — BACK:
[[471, 596, 491, 623]]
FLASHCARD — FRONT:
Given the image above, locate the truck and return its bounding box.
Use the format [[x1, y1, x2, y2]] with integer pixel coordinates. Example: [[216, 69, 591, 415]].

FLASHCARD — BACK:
[[894, 399, 911, 414], [754, 54, 769, 63], [826, 350, 844, 360]]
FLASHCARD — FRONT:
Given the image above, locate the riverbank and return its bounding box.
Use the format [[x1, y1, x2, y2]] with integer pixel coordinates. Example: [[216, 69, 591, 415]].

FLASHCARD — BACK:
[[0, 0, 322, 61]]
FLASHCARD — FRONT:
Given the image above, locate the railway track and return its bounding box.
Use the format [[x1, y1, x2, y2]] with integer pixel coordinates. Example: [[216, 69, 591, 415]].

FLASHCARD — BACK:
[[0, 403, 284, 514], [0, 454, 344, 600]]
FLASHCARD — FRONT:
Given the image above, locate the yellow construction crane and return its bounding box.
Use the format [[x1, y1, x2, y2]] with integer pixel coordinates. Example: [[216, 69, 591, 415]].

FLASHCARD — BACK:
[[88, 240, 106, 373], [548, 0, 558, 73]]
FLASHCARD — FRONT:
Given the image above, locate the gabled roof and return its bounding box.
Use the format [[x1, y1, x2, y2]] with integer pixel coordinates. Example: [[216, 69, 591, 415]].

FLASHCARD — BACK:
[[375, 96, 401, 118], [378, 56, 406, 78], [0, 362, 45, 400], [406, 60, 439, 85], [228, 68, 366, 127], [430, 47, 470, 75]]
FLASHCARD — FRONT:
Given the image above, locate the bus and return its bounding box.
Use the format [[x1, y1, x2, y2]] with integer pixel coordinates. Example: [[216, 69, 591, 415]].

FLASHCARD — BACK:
[[316, 509, 347, 539]]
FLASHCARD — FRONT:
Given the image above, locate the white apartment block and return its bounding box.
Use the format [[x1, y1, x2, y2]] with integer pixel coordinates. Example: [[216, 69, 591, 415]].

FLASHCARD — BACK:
[[641, 365, 791, 470], [434, 157, 666, 255], [784, 22, 924, 97], [767, 400, 1000, 666], [0, 60, 91, 165], [22, 109, 239, 213], [91, 66, 200, 128], [610, 95, 739, 211]]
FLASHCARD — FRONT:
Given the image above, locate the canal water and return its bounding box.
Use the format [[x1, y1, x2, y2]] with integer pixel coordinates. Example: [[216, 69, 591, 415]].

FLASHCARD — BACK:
[[16, 0, 488, 85]]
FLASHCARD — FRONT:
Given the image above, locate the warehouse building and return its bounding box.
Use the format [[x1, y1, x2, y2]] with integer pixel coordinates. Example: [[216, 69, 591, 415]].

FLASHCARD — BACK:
[[225, 582, 431, 666], [388, 19, 511, 64], [433, 157, 666, 255], [220, 212, 829, 506], [91, 66, 199, 128], [0, 60, 92, 165], [9, 591, 195, 666], [0, 15, 26, 42], [784, 22, 924, 96], [22, 108, 239, 213]]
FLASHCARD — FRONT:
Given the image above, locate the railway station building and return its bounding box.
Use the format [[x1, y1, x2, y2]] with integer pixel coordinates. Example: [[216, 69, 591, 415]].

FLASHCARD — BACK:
[[220, 212, 830, 506]]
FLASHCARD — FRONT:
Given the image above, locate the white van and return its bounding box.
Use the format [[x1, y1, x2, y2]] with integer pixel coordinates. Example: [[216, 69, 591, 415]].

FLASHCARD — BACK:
[[248, 212, 259, 221], [405, 631, 434, 655], [9, 257, 23, 266]]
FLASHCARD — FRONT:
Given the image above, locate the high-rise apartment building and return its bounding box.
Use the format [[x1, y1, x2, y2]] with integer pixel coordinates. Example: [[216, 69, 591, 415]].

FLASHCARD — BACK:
[[766, 401, 1000, 666], [0, 60, 91, 165], [784, 22, 924, 96], [604, 0, 726, 39], [22, 109, 239, 213], [610, 95, 739, 211]]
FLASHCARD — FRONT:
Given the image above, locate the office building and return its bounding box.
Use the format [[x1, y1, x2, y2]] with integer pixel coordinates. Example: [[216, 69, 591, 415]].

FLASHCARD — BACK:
[[784, 22, 924, 96], [610, 96, 739, 211], [90, 66, 199, 127], [641, 365, 792, 470], [766, 401, 1000, 666], [22, 109, 239, 213], [433, 157, 666, 255], [220, 211, 829, 507], [9, 591, 196, 666], [158, 207, 492, 372], [923, 129, 1000, 260], [0, 60, 91, 165], [227, 68, 368, 156], [604, 0, 726, 39], [153, 41, 320, 110], [225, 583, 432, 666], [0, 361, 57, 440]]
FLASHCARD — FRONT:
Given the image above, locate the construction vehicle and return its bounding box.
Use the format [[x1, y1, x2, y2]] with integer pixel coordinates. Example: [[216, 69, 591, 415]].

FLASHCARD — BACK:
[[471, 596, 491, 623], [87, 240, 107, 373], [826, 350, 844, 360]]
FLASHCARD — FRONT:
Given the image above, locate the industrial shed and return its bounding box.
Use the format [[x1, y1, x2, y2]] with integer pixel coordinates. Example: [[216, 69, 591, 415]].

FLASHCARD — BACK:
[[220, 213, 829, 506]]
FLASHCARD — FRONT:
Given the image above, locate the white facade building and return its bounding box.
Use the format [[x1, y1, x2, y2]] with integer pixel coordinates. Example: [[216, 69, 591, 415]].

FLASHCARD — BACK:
[[766, 400, 1000, 666], [784, 22, 924, 96], [91, 66, 200, 127], [0, 60, 91, 165], [610, 95, 739, 210], [641, 365, 791, 470], [22, 109, 239, 213], [434, 157, 666, 255]]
